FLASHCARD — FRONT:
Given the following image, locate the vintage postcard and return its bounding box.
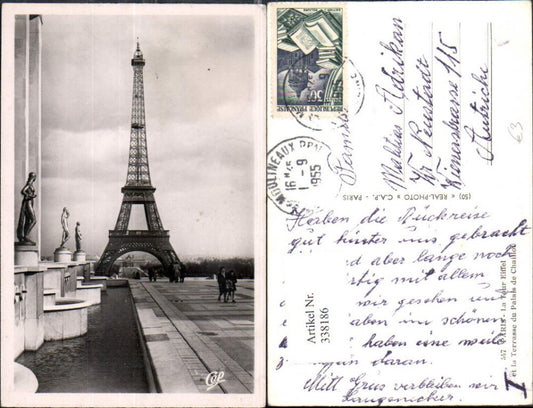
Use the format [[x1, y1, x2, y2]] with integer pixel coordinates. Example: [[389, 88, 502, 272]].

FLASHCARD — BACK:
[[2, 1, 532, 407], [267, 1, 532, 406], [1, 3, 265, 407]]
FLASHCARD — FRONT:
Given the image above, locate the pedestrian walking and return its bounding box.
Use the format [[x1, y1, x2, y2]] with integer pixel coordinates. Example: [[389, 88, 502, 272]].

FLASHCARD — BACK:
[[225, 270, 237, 303], [180, 264, 186, 283], [217, 267, 226, 301], [171, 263, 180, 283]]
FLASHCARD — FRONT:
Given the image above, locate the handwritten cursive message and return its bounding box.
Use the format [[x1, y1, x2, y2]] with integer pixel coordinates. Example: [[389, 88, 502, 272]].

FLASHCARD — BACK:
[[277, 200, 530, 405]]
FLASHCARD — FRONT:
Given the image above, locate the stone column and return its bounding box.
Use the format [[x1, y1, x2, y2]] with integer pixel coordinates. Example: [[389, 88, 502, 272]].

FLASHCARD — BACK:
[[14, 16, 28, 217], [29, 16, 42, 254], [14, 15, 42, 258], [23, 269, 44, 351]]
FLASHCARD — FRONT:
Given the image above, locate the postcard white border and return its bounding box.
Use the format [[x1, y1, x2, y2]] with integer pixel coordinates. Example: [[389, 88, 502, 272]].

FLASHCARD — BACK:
[[1, 3, 266, 407]]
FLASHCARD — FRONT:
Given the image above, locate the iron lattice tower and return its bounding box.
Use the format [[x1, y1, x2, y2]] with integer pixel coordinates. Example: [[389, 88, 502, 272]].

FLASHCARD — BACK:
[[96, 42, 181, 277]]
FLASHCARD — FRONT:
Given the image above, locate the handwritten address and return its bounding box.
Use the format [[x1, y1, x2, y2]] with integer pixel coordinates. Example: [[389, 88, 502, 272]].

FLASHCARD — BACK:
[[376, 19, 495, 192]]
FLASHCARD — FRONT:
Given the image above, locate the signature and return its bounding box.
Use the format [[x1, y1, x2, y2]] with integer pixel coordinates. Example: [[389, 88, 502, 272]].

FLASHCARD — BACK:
[[205, 370, 225, 391]]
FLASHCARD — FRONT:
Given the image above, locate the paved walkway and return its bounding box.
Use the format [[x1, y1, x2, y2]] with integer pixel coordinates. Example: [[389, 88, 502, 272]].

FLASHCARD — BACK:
[[129, 278, 254, 394]]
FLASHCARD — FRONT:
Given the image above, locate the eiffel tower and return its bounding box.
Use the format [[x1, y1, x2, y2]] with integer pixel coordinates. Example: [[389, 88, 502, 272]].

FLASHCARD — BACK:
[[96, 42, 181, 278]]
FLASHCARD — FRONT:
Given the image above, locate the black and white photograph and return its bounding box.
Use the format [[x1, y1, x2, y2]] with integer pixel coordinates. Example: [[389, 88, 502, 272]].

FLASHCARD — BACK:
[[1, 4, 265, 407]]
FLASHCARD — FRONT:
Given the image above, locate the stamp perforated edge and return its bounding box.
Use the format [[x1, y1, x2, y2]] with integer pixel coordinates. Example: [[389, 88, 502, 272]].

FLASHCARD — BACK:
[[268, 2, 348, 121]]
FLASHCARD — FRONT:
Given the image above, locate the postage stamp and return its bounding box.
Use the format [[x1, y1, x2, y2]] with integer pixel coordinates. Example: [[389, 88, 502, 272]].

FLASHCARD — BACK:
[[274, 6, 345, 120]]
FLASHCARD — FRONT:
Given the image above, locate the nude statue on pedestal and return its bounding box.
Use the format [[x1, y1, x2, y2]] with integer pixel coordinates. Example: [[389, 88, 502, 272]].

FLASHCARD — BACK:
[[16, 172, 37, 245], [60, 207, 70, 248], [75, 221, 82, 252]]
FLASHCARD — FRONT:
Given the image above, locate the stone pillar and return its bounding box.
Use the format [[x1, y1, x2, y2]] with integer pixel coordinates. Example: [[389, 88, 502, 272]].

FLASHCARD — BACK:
[[14, 15, 42, 257], [29, 16, 42, 253], [64, 265, 78, 297], [14, 16, 28, 198], [20, 269, 44, 351], [14, 272, 26, 357]]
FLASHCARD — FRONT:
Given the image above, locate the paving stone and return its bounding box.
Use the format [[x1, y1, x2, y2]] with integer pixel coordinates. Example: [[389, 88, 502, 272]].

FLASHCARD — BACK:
[[145, 333, 169, 342]]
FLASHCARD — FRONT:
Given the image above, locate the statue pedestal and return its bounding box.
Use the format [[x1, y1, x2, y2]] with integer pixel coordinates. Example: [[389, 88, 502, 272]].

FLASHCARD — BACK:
[[15, 243, 39, 266], [73, 250, 86, 262], [54, 247, 72, 263]]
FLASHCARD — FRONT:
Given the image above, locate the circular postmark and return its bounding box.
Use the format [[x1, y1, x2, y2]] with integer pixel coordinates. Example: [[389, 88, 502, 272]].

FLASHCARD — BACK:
[[267, 136, 342, 214], [344, 57, 365, 116], [280, 56, 365, 132]]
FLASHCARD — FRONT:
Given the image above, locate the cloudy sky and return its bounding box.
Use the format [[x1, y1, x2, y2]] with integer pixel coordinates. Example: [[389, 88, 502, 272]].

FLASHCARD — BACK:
[[40, 12, 260, 260]]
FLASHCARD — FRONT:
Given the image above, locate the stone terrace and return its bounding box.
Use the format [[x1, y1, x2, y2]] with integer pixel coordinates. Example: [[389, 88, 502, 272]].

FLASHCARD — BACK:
[[129, 278, 254, 393]]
